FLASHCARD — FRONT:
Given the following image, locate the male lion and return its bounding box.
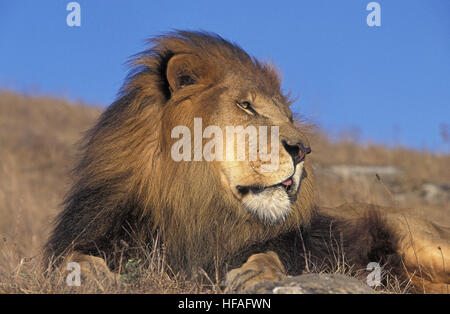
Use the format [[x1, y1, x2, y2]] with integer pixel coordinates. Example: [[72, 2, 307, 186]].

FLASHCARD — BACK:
[[45, 31, 449, 293]]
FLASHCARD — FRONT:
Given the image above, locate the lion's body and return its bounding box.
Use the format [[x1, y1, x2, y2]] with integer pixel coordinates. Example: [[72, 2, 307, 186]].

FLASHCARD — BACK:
[[46, 32, 314, 274], [45, 31, 449, 292]]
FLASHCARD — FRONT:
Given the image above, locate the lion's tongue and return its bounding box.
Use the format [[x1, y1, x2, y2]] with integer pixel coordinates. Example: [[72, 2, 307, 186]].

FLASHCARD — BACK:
[[282, 178, 293, 186]]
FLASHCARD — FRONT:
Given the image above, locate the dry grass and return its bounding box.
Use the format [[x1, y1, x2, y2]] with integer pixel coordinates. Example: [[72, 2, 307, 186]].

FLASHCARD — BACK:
[[310, 131, 450, 226], [0, 90, 448, 293]]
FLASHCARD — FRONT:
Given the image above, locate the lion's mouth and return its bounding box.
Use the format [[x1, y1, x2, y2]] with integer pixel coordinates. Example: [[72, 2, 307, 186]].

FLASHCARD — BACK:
[[236, 176, 296, 197], [234, 162, 304, 223]]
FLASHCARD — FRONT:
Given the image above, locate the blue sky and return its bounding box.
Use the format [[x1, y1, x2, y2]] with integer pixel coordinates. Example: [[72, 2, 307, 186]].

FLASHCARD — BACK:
[[1, 1, 449, 152]]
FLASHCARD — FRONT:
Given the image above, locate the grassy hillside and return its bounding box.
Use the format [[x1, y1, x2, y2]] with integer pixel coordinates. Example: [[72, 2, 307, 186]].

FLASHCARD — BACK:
[[0, 91, 448, 293]]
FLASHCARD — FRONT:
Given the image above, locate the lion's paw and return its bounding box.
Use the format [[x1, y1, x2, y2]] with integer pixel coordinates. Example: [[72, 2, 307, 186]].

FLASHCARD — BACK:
[[225, 251, 287, 293], [62, 253, 121, 291]]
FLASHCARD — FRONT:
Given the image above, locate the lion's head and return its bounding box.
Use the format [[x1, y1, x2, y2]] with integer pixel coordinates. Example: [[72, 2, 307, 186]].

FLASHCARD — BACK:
[[46, 31, 315, 275]]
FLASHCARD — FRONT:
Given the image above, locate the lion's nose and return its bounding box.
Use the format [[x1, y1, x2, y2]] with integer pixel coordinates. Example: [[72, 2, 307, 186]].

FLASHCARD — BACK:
[[282, 140, 311, 165]]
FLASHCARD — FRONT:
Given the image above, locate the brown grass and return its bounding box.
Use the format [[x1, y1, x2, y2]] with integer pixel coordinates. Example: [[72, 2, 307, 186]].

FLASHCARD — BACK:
[[310, 131, 450, 225], [0, 90, 448, 293]]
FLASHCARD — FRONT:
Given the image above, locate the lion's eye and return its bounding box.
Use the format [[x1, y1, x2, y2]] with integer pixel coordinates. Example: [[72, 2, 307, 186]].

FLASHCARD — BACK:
[[240, 101, 250, 109], [236, 101, 256, 115]]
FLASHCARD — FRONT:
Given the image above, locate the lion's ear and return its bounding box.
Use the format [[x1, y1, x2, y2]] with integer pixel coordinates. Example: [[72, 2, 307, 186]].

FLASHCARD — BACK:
[[166, 54, 201, 93]]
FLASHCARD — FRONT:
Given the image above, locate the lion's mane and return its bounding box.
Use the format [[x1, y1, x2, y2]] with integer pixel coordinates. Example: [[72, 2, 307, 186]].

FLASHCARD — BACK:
[[45, 31, 315, 276]]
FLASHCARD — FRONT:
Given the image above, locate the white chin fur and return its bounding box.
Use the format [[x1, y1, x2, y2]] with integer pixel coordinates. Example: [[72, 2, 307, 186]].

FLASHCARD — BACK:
[[242, 162, 304, 224]]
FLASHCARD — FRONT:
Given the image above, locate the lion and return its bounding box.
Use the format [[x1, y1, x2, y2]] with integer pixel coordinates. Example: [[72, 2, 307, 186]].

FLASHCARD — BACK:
[[45, 31, 450, 293]]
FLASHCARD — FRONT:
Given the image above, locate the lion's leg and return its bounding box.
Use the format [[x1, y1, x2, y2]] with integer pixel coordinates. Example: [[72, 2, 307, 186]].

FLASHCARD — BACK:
[[391, 216, 450, 293], [225, 251, 287, 292], [61, 252, 120, 290], [317, 204, 450, 293]]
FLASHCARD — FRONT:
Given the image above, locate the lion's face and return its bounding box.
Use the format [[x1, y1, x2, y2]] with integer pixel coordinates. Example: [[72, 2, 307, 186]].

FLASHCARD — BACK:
[[163, 64, 311, 224]]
